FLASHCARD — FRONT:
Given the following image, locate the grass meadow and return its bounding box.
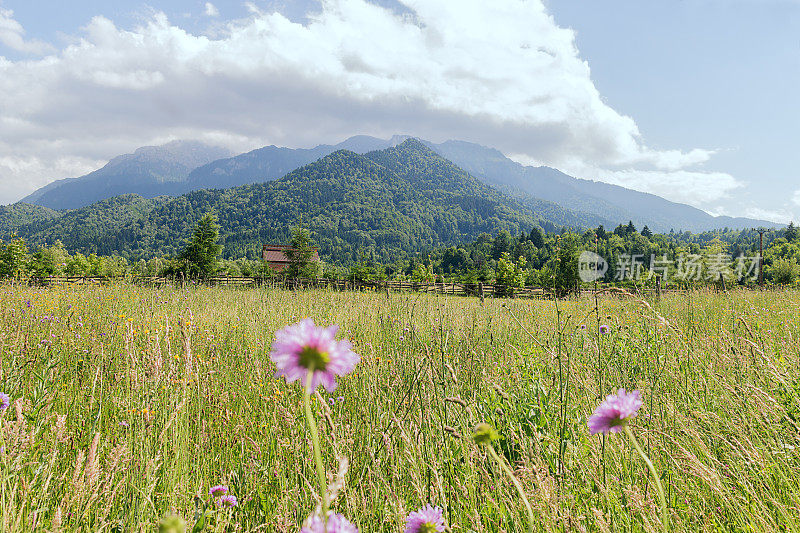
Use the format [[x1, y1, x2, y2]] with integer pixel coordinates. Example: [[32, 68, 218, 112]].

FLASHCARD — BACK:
[[1, 282, 799, 531]]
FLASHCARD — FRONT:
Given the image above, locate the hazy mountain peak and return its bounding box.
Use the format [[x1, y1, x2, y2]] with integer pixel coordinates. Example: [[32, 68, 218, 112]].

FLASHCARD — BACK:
[[21, 140, 234, 210], [17, 135, 782, 232], [109, 140, 233, 170]]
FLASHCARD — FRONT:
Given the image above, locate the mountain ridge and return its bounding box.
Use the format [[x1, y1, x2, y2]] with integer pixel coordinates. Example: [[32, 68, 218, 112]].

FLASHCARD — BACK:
[[20, 141, 233, 210], [5, 140, 563, 263], [14, 135, 782, 232]]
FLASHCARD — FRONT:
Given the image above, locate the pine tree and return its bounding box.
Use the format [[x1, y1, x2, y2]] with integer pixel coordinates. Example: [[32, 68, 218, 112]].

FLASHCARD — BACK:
[[178, 213, 222, 278], [595, 225, 607, 239], [284, 225, 318, 278], [786, 222, 798, 242], [529, 226, 545, 248]]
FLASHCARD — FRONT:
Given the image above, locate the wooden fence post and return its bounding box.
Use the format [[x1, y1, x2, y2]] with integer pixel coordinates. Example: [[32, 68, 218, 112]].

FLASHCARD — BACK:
[[478, 282, 485, 305]]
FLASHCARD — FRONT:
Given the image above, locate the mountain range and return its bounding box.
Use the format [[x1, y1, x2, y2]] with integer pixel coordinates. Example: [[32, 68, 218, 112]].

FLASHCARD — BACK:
[[2, 140, 579, 263], [14, 135, 779, 234], [20, 141, 233, 210]]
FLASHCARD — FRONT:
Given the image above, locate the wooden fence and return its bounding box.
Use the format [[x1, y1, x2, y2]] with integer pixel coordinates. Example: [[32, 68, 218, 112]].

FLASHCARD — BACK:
[[7, 275, 730, 300]]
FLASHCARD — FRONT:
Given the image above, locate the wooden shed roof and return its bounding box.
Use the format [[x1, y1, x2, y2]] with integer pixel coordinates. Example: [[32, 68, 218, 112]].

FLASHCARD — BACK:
[[261, 244, 320, 263]]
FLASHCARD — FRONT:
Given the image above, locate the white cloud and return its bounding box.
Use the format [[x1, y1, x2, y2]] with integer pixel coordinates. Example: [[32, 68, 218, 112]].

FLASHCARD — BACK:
[[0, 0, 737, 206], [0, 153, 103, 204], [708, 205, 795, 225], [793, 190, 800, 207], [0, 7, 54, 55], [204, 3, 220, 17], [578, 167, 740, 208], [742, 207, 794, 224]]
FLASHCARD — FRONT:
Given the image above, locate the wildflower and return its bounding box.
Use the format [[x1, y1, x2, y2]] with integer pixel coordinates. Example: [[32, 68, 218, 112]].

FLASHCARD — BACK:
[[471, 423, 499, 445], [587, 388, 642, 435], [590, 388, 668, 530], [0, 392, 9, 411], [599, 324, 609, 334], [405, 504, 445, 533], [270, 319, 359, 392], [119, 420, 130, 428], [579, 324, 586, 330], [220, 495, 238, 507], [209, 485, 228, 497], [158, 515, 187, 533], [301, 513, 359, 533]]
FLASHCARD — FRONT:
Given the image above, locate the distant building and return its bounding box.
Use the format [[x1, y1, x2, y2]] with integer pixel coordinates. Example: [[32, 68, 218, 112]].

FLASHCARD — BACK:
[[261, 244, 321, 272]]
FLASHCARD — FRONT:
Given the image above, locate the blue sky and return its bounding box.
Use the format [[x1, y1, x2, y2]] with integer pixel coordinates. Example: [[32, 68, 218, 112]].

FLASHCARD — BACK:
[[1, 0, 798, 222], [548, 0, 800, 222]]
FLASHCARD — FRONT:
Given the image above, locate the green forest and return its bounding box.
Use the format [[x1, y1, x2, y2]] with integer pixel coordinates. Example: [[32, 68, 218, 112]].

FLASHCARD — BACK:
[[1, 138, 798, 287], [2, 215, 799, 287], [1, 140, 559, 264]]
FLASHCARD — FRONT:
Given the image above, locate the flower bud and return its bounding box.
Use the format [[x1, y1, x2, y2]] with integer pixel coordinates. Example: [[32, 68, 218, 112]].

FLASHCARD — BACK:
[[472, 422, 499, 445]]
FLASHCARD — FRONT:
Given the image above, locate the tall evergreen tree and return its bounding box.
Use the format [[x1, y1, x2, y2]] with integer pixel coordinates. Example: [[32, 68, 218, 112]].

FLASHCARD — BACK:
[[529, 226, 545, 248], [178, 213, 222, 278], [284, 225, 319, 278], [786, 222, 798, 242]]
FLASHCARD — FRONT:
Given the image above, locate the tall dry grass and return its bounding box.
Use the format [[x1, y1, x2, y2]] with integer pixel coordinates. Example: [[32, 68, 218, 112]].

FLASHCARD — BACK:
[[0, 282, 798, 531]]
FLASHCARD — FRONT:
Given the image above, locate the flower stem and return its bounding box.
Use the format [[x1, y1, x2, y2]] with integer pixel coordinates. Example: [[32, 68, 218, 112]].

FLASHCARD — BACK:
[[486, 444, 535, 533], [624, 425, 668, 531], [304, 369, 329, 526]]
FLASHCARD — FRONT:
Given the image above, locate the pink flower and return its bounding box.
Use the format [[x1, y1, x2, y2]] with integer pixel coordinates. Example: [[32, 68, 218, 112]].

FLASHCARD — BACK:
[[221, 495, 238, 507], [301, 512, 359, 532], [209, 485, 228, 497], [270, 319, 359, 392], [588, 388, 642, 434], [0, 393, 10, 411], [405, 504, 445, 533]]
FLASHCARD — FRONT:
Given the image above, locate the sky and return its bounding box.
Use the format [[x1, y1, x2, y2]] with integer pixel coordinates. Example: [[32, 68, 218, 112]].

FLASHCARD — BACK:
[[0, 0, 797, 222]]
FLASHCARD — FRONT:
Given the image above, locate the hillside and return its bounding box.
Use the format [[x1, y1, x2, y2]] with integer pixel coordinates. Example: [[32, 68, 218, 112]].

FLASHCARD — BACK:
[[0, 203, 61, 234], [21, 141, 232, 210], [183, 135, 404, 191], [427, 140, 781, 233], [12, 195, 167, 251], [16, 135, 779, 232], [6, 141, 566, 263]]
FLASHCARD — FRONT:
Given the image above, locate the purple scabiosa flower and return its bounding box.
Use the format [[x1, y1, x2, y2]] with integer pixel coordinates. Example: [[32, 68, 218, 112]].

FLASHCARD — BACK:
[[209, 485, 228, 497], [0, 393, 10, 411], [220, 495, 238, 507], [579, 324, 587, 330], [405, 504, 445, 533], [270, 319, 360, 392], [301, 512, 359, 533], [599, 324, 609, 334], [588, 388, 643, 435], [119, 420, 130, 428]]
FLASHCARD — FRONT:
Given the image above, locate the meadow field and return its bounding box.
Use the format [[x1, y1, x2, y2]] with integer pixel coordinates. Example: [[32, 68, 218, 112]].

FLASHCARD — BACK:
[[1, 282, 799, 532]]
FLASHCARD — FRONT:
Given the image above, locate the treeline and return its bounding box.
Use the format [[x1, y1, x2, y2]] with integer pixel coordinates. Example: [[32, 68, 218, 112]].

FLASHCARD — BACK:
[[338, 221, 800, 287], [3, 142, 548, 265], [2, 216, 798, 287], [0, 235, 277, 280]]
